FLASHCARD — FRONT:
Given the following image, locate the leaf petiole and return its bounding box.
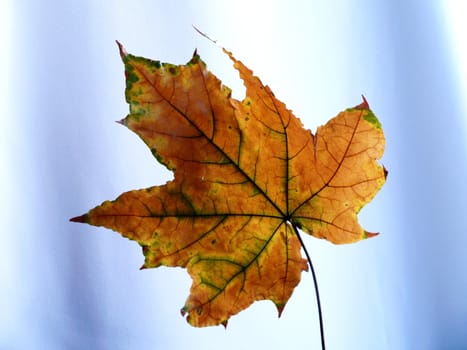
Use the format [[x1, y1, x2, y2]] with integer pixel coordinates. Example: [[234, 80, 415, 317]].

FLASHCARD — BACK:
[[292, 224, 326, 350]]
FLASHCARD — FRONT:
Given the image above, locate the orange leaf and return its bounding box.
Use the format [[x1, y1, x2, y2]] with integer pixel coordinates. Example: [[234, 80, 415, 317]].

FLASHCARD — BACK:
[[71, 42, 386, 327]]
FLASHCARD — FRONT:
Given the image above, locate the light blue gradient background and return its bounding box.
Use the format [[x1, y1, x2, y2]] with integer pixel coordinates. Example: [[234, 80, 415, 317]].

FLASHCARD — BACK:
[[2, 1, 467, 349]]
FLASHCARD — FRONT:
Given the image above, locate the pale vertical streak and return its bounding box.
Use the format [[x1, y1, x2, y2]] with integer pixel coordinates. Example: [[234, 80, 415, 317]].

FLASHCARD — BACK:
[[0, 0, 19, 338], [441, 1, 467, 147]]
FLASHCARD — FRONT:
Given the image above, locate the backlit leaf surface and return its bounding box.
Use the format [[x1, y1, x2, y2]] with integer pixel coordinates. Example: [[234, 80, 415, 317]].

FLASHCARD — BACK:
[[71, 42, 386, 327]]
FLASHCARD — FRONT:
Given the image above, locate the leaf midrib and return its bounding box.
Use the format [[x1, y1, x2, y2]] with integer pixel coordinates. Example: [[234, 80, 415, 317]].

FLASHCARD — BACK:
[[130, 56, 289, 220]]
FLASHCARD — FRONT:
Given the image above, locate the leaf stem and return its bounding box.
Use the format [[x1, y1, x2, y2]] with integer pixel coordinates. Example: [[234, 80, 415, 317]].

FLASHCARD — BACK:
[[292, 224, 325, 350]]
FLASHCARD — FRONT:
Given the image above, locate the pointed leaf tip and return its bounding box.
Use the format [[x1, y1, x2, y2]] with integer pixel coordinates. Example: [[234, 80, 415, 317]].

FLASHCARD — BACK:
[[276, 304, 285, 318], [355, 95, 370, 110], [70, 214, 89, 223], [139, 264, 147, 270], [116, 40, 127, 58], [364, 230, 379, 239], [221, 320, 228, 329]]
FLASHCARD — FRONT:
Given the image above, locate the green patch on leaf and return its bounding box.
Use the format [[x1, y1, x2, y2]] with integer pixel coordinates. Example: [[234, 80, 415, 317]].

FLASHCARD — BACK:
[[124, 62, 139, 91], [363, 110, 382, 129]]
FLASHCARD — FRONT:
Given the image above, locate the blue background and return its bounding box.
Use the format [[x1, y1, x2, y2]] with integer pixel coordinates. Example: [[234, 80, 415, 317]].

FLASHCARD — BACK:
[[2, 1, 467, 349]]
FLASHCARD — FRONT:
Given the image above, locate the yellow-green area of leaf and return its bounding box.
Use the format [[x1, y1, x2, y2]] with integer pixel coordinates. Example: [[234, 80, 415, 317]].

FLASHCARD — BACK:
[[71, 41, 386, 327]]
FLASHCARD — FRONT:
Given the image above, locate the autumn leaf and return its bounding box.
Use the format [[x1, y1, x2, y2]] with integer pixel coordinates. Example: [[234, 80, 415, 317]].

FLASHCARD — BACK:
[[71, 41, 386, 327]]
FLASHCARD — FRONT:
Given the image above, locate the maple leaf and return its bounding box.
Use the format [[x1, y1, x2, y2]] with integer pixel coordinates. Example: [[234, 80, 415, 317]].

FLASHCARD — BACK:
[[71, 42, 386, 327]]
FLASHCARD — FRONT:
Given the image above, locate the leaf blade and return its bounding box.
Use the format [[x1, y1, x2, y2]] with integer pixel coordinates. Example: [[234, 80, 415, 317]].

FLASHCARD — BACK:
[[291, 105, 386, 243], [71, 43, 386, 327]]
